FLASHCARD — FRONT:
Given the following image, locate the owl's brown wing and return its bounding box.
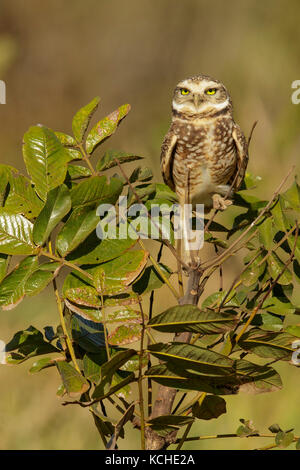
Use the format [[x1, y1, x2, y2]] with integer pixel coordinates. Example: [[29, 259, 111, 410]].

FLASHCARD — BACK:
[[160, 129, 178, 191], [230, 123, 249, 191]]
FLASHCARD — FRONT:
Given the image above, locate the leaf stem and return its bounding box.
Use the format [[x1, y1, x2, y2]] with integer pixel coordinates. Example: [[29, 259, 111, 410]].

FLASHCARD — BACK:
[[40, 249, 93, 281], [78, 143, 97, 176], [52, 277, 82, 375]]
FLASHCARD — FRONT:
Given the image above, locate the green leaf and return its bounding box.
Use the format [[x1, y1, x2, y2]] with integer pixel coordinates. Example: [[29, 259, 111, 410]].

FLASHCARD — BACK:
[[281, 179, 300, 210], [271, 197, 289, 232], [120, 352, 148, 372], [243, 172, 262, 189], [106, 403, 135, 448], [71, 314, 105, 353], [236, 419, 258, 437], [29, 357, 54, 373], [92, 349, 136, 399], [129, 166, 153, 183], [56, 361, 89, 397], [202, 290, 239, 309], [148, 342, 233, 377], [4, 175, 43, 218], [63, 273, 100, 308], [93, 250, 149, 291], [238, 329, 297, 360], [66, 300, 141, 324], [192, 395, 227, 420], [258, 218, 274, 249], [145, 359, 281, 395], [72, 97, 100, 143], [251, 312, 283, 332], [241, 252, 266, 287], [83, 352, 107, 383], [66, 232, 136, 265], [96, 149, 143, 172], [33, 184, 71, 246], [5, 325, 59, 364], [0, 164, 18, 205], [0, 256, 38, 309], [66, 164, 92, 179], [262, 295, 295, 316], [148, 415, 194, 436], [23, 125, 71, 201], [132, 264, 172, 295], [56, 206, 100, 257], [86, 104, 131, 154], [55, 131, 77, 146], [90, 404, 115, 438], [267, 252, 293, 285], [0, 211, 36, 255], [269, 423, 282, 433], [148, 305, 237, 335], [275, 431, 295, 449], [108, 323, 142, 346], [92, 372, 135, 401], [285, 325, 300, 337], [0, 254, 9, 283], [70, 175, 123, 209], [25, 270, 54, 296], [153, 183, 177, 202]]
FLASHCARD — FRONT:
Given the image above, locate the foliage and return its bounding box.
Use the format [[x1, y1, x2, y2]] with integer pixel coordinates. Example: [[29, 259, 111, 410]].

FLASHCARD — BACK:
[[1, 97, 300, 450]]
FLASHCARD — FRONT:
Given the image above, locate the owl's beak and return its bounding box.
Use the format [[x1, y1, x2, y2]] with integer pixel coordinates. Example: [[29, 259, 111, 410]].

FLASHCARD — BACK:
[[193, 94, 202, 109]]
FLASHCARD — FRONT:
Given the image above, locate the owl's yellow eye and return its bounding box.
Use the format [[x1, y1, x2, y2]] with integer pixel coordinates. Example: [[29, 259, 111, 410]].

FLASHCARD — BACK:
[[180, 88, 190, 95], [206, 88, 217, 95]]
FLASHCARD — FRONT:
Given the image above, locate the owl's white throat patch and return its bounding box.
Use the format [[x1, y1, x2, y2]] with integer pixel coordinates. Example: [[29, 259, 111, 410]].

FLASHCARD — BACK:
[[172, 98, 230, 114]]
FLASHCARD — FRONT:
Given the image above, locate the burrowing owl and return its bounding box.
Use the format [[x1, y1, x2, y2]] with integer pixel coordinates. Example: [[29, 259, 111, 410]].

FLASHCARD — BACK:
[[161, 74, 248, 212]]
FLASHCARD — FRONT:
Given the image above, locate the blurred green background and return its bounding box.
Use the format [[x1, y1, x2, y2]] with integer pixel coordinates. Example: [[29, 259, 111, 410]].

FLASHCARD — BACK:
[[0, 0, 300, 450]]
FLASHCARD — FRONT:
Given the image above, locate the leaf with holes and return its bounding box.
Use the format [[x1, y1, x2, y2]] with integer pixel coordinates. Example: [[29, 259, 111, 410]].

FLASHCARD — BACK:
[[86, 104, 131, 154], [109, 323, 142, 346], [4, 175, 43, 218], [72, 97, 100, 143]]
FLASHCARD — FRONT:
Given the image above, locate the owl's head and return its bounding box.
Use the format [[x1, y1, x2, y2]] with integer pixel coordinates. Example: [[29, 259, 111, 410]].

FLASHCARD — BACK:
[[172, 74, 232, 118]]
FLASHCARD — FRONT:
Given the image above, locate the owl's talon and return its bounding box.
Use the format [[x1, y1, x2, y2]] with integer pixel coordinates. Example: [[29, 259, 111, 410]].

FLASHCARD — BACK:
[[212, 194, 232, 211]]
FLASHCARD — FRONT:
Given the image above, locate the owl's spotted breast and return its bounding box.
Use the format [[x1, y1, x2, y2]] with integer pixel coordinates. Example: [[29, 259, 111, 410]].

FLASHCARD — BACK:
[[171, 116, 237, 207]]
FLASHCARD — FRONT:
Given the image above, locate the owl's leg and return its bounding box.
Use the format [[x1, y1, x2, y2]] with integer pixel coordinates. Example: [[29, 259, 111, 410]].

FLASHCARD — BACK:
[[212, 193, 232, 211]]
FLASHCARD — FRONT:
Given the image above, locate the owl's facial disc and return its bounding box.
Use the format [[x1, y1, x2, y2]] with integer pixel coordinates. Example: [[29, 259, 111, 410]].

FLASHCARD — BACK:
[[173, 78, 230, 116]]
